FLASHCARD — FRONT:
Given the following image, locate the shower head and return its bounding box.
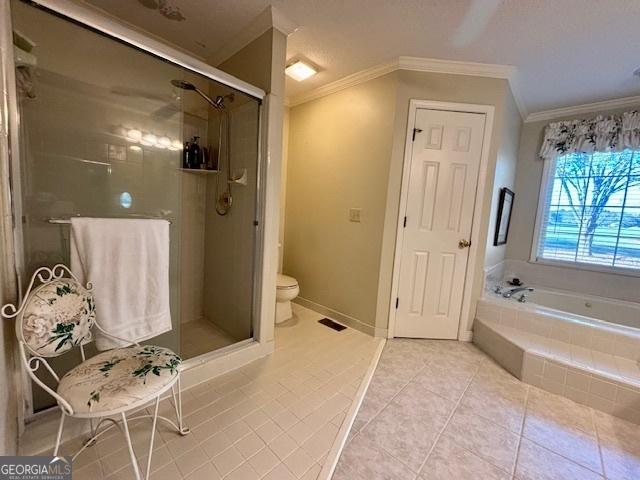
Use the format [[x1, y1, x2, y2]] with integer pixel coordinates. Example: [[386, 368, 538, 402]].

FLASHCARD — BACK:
[[171, 79, 196, 90], [170, 79, 228, 110]]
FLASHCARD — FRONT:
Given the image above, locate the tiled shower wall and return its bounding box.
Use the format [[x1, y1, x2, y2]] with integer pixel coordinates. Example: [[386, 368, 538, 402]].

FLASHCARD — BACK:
[[203, 101, 259, 340], [179, 116, 208, 325]]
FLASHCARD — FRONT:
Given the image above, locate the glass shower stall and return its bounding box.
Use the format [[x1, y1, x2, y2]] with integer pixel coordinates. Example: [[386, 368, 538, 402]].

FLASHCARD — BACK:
[[8, 0, 265, 413]]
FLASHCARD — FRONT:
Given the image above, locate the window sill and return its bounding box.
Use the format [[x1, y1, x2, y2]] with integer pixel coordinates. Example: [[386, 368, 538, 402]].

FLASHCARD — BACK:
[[528, 258, 640, 279]]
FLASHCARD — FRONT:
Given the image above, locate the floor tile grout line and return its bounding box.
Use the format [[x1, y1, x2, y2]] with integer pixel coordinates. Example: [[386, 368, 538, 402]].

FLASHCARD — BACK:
[[510, 383, 530, 478], [71, 308, 373, 480], [520, 433, 607, 478], [517, 388, 609, 478], [348, 346, 435, 436], [342, 344, 449, 478], [591, 408, 609, 480], [413, 354, 487, 479]]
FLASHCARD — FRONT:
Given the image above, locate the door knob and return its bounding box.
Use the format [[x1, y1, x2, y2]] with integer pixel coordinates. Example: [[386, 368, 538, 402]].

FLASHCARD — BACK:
[[458, 239, 471, 249]]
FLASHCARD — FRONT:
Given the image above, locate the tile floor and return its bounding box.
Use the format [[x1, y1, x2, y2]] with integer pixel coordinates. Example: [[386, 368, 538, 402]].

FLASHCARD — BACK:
[[180, 318, 239, 360], [61, 304, 380, 479], [335, 338, 640, 480]]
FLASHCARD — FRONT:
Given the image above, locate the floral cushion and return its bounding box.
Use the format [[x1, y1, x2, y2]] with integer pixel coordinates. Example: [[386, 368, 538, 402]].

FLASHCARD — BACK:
[[57, 345, 181, 414], [19, 278, 95, 357]]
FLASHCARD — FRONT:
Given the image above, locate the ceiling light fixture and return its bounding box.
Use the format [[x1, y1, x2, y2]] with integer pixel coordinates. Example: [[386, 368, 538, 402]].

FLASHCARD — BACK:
[[285, 61, 317, 81]]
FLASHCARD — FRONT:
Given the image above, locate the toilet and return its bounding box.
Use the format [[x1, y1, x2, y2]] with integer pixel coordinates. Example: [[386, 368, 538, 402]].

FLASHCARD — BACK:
[[276, 273, 299, 323]]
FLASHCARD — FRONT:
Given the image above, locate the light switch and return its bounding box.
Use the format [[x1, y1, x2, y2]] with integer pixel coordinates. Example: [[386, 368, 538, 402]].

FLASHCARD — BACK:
[[349, 208, 362, 222]]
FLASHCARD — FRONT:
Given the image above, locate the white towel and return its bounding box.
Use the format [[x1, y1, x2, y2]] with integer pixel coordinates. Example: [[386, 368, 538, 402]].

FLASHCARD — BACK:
[[70, 217, 172, 350]]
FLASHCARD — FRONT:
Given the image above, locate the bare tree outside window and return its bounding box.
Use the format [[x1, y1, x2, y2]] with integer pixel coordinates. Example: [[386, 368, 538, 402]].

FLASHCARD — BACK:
[[538, 150, 640, 269]]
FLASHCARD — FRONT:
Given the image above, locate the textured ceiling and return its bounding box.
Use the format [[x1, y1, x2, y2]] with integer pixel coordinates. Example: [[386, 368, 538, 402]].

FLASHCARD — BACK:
[[82, 0, 640, 114]]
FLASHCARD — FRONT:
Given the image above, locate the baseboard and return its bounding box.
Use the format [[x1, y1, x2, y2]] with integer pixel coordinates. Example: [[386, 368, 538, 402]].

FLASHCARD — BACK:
[[293, 297, 387, 337], [318, 337, 386, 480], [459, 330, 474, 342], [19, 339, 274, 456]]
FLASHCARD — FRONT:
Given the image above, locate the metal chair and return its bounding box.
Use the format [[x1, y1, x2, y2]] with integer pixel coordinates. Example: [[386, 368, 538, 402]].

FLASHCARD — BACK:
[[1, 264, 190, 479]]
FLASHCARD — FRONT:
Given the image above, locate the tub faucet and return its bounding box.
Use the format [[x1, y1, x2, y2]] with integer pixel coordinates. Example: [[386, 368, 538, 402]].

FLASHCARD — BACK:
[[502, 286, 534, 298]]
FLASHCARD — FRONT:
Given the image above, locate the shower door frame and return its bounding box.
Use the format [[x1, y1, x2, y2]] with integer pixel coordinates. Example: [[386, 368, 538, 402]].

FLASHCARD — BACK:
[[2, 0, 272, 424]]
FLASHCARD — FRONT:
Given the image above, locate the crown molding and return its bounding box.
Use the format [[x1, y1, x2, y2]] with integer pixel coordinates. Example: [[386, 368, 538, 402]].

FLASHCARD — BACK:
[[208, 5, 297, 67], [525, 95, 640, 123], [287, 56, 527, 119], [397, 56, 516, 79], [271, 5, 298, 37], [287, 59, 399, 107]]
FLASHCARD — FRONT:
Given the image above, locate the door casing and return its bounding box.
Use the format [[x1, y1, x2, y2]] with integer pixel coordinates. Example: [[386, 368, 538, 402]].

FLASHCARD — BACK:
[[388, 99, 495, 340]]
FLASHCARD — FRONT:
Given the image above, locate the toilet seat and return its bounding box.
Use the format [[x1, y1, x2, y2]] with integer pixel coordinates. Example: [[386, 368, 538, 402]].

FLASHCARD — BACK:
[[277, 274, 298, 289]]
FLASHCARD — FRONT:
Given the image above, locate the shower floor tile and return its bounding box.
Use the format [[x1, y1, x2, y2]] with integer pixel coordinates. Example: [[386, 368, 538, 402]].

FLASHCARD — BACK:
[[181, 318, 239, 360], [60, 304, 381, 479]]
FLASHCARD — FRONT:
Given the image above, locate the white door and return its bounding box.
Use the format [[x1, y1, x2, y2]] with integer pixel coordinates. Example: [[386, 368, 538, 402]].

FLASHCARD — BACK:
[[395, 108, 486, 338]]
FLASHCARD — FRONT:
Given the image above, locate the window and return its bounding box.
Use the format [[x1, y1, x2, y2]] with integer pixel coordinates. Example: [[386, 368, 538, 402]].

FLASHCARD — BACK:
[[534, 150, 640, 271]]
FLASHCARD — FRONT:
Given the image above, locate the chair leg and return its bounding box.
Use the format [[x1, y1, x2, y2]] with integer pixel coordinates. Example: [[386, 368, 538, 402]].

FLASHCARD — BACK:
[[121, 411, 142, 480], [143, 397, 160, 480], [53, 412, 65, 456], [171, 376, 190, 435], [85, 418, 98, 447]]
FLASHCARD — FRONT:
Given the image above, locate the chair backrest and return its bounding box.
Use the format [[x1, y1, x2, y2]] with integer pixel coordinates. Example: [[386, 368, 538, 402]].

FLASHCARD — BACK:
[[2, 265, 96, 357]]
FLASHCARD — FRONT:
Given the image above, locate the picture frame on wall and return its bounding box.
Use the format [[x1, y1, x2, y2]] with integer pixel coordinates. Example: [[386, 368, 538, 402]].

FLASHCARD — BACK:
[[494, 187, 514, 246]]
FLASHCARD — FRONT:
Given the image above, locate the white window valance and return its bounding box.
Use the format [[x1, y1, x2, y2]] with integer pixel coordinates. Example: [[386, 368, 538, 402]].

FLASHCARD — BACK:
[[539, 110, 640, 160]]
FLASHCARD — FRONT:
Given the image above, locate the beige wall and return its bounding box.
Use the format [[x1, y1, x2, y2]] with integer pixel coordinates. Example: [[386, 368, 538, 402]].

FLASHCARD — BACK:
[[506, 105, 640, 302], [285, 70, 522, 335], [484, 91, 521, 269], [279, 106, 289, 272], [284, 73, 398, 333], [213, 30, 274, 93]]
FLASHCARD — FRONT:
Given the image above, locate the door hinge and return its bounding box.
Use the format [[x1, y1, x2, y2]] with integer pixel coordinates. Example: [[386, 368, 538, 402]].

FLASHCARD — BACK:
[[395, 297, 399, 309], [412, 128, 423, 141], [403, 216, 407, 228]]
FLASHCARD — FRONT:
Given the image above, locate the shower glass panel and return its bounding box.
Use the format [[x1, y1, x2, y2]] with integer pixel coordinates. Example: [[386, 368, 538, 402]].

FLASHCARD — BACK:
[[10, 0, 261, 412]]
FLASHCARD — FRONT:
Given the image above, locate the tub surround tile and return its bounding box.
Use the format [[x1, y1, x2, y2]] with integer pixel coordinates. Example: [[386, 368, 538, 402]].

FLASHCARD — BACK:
[[474, 299, 640, 425], [477, 295, 640, 362]]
